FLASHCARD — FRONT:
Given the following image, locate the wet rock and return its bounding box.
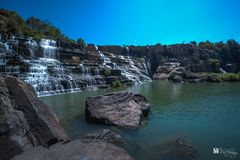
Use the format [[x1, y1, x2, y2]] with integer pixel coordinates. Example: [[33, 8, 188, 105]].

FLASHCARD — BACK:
[[12, 140, 134, 160], [173, 75, 183, 83], [80, 129, 124, 146], [85, 91, 150, 128], [225, 63, 238, 73], [187, 78, 203, 83], [153, 61, 185, 81], [206, 74, 222, 82], [0, 75, 69, 160]]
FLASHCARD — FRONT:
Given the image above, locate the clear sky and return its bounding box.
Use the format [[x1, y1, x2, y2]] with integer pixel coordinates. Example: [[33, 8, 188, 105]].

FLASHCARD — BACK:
[[1, 0, 240, 45]]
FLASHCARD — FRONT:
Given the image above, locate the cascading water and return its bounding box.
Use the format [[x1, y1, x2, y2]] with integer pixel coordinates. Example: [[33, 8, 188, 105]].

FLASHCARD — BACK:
[[40, 39, 57, 59], [96, 45, 151, 84], [0, 35, 152, 96], [24, 37, 38, 57]]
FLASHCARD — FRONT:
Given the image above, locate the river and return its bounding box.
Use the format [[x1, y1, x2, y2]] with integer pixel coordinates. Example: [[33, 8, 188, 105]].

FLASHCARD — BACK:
[[41, 81, 240, 160]]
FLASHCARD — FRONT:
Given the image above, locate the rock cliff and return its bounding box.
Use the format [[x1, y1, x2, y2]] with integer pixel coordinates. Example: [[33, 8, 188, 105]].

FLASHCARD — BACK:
[[0, 75, 134, 160]]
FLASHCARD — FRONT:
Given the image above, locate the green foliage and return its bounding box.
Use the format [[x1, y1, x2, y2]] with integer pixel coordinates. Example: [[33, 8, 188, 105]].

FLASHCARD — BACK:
[[25, 16, 64, 40], [77, 38, 85, 48], [111, 80, 122, 88], [0, 9, 80, 43], [198, 40, 214, 50], [65, 36, 75, 43], [0, 9, 26, 34], [103, 68, 111, 77], [220, 73, 240, 82]]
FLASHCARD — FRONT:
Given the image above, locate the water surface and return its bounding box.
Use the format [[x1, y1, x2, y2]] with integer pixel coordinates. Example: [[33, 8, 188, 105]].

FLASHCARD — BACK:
[[41, 81, 240, 160]]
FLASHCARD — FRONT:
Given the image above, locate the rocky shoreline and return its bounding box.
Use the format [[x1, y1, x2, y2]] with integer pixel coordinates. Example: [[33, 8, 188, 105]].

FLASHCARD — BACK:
[[0, 75, 134, 160]]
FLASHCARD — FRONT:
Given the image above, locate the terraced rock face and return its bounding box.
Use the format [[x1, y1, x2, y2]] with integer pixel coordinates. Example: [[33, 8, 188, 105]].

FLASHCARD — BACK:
[[0, 35, 151, 96], [85, 91, 150, 128]]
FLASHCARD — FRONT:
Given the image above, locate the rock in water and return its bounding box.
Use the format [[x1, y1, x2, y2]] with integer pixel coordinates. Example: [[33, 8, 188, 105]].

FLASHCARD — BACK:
[[85, 91, 150, 128], [12, 139, 134, 160], [13, 129, 134, 160], [0, 75, 69, 160]]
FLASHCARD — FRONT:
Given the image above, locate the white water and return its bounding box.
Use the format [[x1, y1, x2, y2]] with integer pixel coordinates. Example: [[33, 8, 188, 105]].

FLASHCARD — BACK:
[[0, 36, 152, 96]]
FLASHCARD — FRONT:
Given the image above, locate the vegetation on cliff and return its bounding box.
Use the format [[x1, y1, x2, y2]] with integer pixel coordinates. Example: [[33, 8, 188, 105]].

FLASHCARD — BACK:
[[0, 8, 84, 45]]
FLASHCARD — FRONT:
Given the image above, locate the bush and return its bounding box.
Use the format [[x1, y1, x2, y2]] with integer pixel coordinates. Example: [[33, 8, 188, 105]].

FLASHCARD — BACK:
[[220, 73, 240, 82], [111, 80, 122, 88], [103, 68, 111, 77]]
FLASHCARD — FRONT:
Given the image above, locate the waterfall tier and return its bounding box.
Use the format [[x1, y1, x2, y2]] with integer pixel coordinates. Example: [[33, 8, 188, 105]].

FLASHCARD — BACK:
[[0, 35, 151, 96]]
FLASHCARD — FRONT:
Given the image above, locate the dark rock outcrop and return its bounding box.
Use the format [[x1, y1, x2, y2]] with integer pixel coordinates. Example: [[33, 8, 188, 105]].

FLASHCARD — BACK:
[[0, 75, 69, 160], [13, 129, 134, 160], [0, 76, 135, 160], [85, 91, 150, 128], [12, 139, 134, 160], [173, 75, 183, 83]]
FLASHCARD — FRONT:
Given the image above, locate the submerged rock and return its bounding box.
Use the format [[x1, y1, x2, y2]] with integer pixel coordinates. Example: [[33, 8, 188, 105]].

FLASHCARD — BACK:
[[150, 136, 200, 160], [0, 75, 69, 160], [159, 135, 200, 160], [85, 91, 150, 128]]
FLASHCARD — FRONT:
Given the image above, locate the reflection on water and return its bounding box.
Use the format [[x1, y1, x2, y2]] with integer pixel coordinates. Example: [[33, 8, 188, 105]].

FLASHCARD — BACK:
[[41, 81, 240, 160]]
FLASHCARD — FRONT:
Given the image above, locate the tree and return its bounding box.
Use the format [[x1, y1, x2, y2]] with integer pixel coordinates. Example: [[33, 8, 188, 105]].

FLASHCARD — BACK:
[[227, 39, 240, 71], [198, 40, 214, 50], [190, 41, 197, 46], [77, 38, 85, 48]]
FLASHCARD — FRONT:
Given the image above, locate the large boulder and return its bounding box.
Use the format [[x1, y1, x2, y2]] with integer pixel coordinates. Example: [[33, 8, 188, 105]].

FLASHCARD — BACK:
[[0, 75, 69, 160], [85, 91, 150, 128], [13, 139, 134, 160], [13, 129, 134, 160]]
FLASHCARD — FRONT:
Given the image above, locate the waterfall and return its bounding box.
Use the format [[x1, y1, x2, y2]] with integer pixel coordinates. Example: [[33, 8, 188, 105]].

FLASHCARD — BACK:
[[0, 35, 152, 96], [97, 49, 151, 85], [40, 39, 57, 59], [24, 38, 38, 57], [126, 46, 129, 56]]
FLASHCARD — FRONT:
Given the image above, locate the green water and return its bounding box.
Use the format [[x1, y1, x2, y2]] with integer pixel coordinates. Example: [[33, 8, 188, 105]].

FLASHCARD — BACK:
[[41, 81, 240, 160]]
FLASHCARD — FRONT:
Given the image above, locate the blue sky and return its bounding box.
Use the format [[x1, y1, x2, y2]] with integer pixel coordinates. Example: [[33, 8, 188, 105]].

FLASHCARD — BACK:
[[1, 0, 240, 45]]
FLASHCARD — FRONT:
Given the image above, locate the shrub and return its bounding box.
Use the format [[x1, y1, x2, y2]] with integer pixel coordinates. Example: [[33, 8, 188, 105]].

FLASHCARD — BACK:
[[103, 68, 111, 77], [220, 73, 240, 82], [111, 80, 122, 88]]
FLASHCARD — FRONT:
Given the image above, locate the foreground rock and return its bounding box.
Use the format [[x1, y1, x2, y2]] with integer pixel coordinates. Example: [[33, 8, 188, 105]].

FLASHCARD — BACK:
[[0, 76, 134, 160], [86, 91, 150, 128], [13, 129, 134, 160], [0, 75, 69, 160], [13, 139, 134, 160]]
